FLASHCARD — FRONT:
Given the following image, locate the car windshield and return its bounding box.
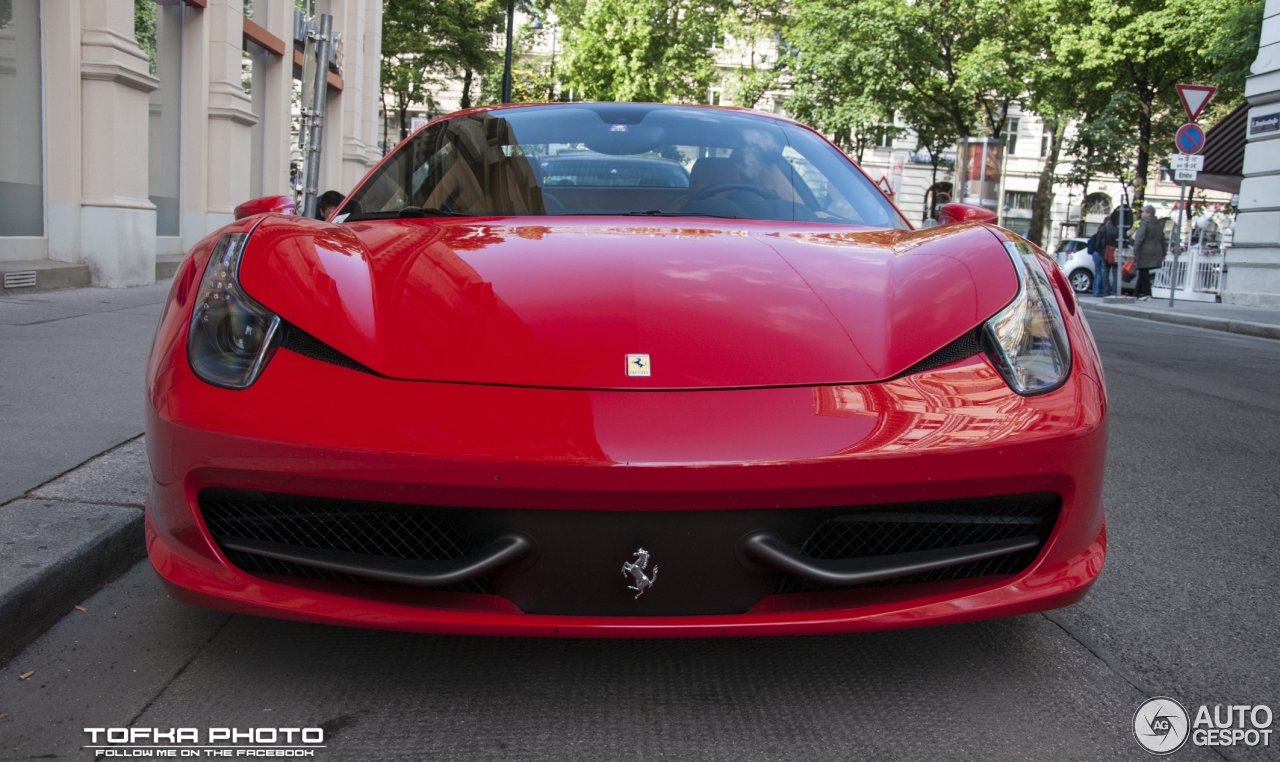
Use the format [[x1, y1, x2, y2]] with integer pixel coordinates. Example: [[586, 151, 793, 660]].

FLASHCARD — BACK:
[[340, 104, 908, 228]]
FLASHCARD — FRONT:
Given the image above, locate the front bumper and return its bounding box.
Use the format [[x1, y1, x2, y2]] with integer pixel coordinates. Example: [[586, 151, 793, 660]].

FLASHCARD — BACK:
[[146, 337, 1107, 636]]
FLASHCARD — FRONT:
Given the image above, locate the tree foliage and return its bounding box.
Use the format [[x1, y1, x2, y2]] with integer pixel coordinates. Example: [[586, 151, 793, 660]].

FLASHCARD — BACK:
[[381, 0, 505, 139], [1056, 0, 1261, 203], [721, 0, 788, 109], [556, 0, 725, 102], [789, 0, 1041, 142]]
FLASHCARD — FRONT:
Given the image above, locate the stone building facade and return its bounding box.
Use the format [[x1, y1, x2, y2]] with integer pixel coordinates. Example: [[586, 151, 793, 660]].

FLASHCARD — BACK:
[[0, 0, 383, 289], [1229, 0, 1280, 307]]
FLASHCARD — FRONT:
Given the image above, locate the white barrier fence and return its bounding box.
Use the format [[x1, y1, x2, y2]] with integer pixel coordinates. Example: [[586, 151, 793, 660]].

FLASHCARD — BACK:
[[1114, 245, 1222, 302]]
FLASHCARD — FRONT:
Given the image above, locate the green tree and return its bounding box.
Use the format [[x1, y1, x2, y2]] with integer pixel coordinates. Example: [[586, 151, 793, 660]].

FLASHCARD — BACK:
[[380, 0, 504, 140], [135, 0, 157, 74], [790, 0, 1037, 141], [1057, 0, 1262, 205], [722, 0, 788, 109], [1061, 94, 1141, 211], [556, 0, 725, 102]]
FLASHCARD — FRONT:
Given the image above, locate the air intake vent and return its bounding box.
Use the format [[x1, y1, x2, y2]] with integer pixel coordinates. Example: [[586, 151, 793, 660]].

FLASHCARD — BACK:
[[892, 326, 987, 379], [199, 489, 492, 593], [277, 321, 381, 376], [777, 492, 1060, 593], [3, 271, 37, 289]]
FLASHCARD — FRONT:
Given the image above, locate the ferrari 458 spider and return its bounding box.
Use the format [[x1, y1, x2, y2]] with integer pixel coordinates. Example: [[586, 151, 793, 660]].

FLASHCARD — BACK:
[[144, 103, 1106, 636]]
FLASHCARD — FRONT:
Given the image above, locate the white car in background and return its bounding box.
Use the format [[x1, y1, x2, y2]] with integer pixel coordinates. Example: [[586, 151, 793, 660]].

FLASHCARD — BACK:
[[1054, 237, 1095, 293]]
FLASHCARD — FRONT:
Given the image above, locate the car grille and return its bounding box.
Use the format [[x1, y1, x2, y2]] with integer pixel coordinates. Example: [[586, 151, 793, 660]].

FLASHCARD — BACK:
[[199, 489, 492, 593], [197, 489, 1061, 614], [775, 493, 1060, 593]]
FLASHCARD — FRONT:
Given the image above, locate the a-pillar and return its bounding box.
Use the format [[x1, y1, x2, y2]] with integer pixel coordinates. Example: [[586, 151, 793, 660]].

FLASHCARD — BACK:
[[79, 0, 159, 286], [1228, 0, 1280, 307]]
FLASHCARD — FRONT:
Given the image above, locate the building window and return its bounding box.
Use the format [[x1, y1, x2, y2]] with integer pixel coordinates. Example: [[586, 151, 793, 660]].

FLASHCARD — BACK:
[[0, 0, 45, 236], [1004, 191, 1035, 213], [1004, 117, 1019, 156], [1040, 132, 1050, 158], [1003, 218, 1032, 237], [1083, 192, 1112, 217], [147, 0, 183, 237]]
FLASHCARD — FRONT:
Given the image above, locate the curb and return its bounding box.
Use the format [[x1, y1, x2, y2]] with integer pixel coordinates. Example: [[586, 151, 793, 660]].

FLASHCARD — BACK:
[[0, 437, 149, 666], [1081, 302, 1280, 341], [0, 502, 145, 665]]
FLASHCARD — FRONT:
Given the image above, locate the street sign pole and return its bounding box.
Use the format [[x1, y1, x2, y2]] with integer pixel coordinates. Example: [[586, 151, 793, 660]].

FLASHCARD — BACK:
[[1164, 84, 1214, 307], [302, 14, 333, 220], [1168, 181, 1187, 307]]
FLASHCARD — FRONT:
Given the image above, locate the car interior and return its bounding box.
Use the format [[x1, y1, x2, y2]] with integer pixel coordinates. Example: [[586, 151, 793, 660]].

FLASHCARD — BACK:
[[343, 104, 906, 228]]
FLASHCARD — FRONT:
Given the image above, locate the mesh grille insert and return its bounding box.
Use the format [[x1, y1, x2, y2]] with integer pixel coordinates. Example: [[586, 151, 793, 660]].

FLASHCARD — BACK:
[[278, 322, 380, 376], [199, 490, 492, 593], [893, 326, 987, 379], [777, 493, 1060, 593]]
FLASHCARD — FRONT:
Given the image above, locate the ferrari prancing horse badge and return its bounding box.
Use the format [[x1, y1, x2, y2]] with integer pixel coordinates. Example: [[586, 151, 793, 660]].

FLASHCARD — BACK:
[[626, 354, 650, 377], [622, 548, 658, 598]]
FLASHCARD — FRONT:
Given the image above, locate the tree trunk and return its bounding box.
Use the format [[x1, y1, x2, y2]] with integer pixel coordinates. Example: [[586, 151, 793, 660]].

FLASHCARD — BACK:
[[461, 68, 473, 110], [398, 92, 409, 141], [1133, 95, 1152, 206], [1028, 119, 1064, 247], [926, 158, 940, 224]]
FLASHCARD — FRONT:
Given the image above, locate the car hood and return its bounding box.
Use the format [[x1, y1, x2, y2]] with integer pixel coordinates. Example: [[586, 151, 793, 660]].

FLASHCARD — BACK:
[[238, 216, 1017, 389]]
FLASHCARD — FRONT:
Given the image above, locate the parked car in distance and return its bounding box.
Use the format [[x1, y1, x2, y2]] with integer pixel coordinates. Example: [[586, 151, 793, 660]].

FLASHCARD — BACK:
[[1055, 237, 1094, 293]]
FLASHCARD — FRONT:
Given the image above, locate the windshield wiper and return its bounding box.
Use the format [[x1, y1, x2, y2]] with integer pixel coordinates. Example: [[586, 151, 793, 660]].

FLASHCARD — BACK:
[[558, 210, 742, 219], [398, 207, 474, 218], [343, 207, 475, 221]]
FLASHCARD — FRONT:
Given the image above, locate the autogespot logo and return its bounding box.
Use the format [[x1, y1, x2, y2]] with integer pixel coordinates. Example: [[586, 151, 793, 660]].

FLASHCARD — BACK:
[[1134, 697, 1190, 755]]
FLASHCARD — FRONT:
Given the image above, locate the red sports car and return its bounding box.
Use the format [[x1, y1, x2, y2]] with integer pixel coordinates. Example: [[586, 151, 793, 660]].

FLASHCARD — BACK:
[[144, 103, 1106, 636]]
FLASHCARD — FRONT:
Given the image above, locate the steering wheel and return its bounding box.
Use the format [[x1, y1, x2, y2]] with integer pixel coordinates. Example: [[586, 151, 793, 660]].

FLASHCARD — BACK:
[[688, 181, 780, 203]]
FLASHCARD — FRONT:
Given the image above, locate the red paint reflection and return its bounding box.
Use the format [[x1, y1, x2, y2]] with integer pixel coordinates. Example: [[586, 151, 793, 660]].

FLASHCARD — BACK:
[[814, 357, 1088, 454]]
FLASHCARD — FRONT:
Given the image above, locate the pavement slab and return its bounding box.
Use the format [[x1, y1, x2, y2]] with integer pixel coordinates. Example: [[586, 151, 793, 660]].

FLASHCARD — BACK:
[[30, 436, 149, 508]]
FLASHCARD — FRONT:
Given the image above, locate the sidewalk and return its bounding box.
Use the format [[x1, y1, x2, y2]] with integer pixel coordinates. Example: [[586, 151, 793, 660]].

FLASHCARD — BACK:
[[1078, 295, 1280, 340], [0, 282, 169, 663]]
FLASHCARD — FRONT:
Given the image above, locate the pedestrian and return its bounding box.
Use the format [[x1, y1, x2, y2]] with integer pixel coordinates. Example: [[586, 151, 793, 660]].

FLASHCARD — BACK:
[[316, 190, 345, 221], [1086, 228, 1105, 297], [1092, 217, 1119, 297], [1130, 204, 1166, 300]]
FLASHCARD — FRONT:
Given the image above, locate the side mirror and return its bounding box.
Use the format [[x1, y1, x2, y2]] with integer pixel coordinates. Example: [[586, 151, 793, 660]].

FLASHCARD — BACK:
[[234, 195, 297, 220], [937, 202, 998, 226]]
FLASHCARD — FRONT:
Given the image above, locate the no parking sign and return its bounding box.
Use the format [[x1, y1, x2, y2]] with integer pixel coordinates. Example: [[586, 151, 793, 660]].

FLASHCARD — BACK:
[[1175, 123, 1206, 155]]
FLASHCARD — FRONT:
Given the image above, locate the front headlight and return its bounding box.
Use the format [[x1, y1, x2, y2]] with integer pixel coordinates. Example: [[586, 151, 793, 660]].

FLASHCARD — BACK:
[[187, 232, 280, 389], [985, 241, 1072, 395]]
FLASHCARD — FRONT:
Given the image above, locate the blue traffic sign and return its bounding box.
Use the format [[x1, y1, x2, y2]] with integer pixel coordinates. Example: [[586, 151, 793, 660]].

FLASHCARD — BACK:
[[1175, 122, 1206, 155]]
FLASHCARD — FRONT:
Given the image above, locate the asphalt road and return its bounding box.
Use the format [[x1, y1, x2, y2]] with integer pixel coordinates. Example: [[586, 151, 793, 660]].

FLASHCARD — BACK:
[[1, 309, 1277, 761]]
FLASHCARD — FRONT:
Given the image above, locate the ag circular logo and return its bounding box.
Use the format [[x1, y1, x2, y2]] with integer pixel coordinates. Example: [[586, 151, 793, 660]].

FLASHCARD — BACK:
[[1134, 697, 1190, 754]]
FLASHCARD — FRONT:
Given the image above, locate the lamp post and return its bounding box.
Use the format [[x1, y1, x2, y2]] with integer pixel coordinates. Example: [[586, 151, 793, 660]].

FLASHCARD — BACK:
[[501, 0, 515, 104], [530, 15, 557, 101]]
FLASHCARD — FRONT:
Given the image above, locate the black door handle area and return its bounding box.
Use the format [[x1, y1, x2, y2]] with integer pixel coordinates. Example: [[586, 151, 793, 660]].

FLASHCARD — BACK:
[[219, 531, 536, 588], [737, 529, 1040, 587]]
